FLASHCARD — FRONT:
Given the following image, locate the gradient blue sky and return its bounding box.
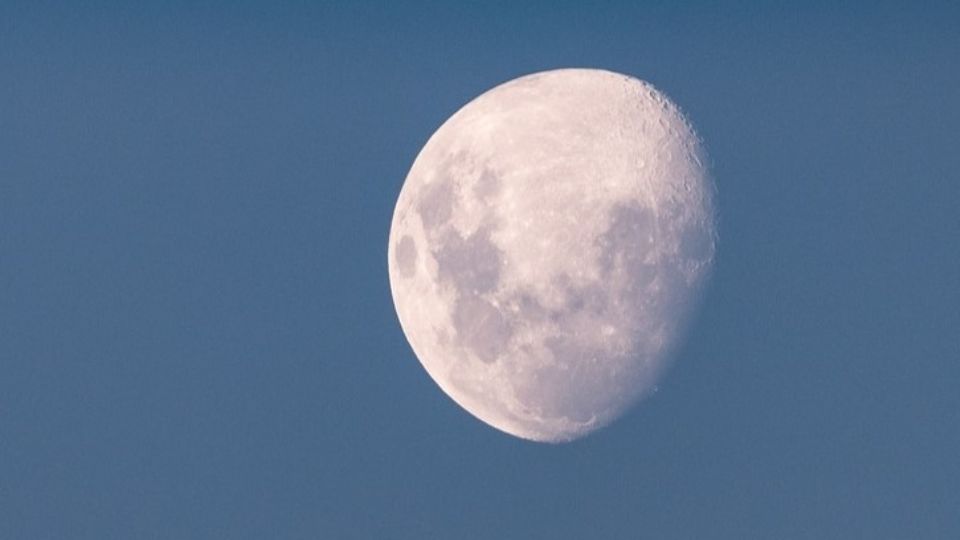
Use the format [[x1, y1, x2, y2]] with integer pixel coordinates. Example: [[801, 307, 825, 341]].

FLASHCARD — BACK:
[[2, 2, 958, 538]]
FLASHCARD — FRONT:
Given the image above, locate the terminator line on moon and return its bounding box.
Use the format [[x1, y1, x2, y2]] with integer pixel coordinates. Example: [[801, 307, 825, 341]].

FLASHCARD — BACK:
[[388, 68, 716, 443]]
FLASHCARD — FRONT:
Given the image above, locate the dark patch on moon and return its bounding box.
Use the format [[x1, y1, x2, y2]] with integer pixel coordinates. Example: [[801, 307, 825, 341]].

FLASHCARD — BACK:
[[473, 168, 501, 201], [394, 235, 417, 278], [418, 180, 456, 230], [597, 204, 658, 291], [435, 226, 503, 295], [553, 275, 608, 318], [452, 294, 511, 363], [433, 224, 509, 363]]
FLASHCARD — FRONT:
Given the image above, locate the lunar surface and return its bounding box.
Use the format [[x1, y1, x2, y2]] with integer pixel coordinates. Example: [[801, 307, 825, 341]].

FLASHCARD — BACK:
[[388, 68, 716, 443]]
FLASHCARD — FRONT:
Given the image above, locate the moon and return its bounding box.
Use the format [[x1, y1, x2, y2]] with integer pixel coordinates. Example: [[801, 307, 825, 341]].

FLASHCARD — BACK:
[[388, 68, 716, 443]]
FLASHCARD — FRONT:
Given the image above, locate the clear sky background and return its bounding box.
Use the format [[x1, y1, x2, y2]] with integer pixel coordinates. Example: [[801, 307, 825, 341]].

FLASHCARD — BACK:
[[2, 2, 958, 538]]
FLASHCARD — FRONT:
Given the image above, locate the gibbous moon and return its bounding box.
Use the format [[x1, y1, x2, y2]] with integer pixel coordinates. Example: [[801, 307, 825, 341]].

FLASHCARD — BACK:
[[388, 68, 716, 443]]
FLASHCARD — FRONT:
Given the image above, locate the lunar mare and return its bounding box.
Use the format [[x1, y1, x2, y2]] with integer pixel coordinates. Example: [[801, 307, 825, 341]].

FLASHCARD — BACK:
[[388, 69, 716, 442]]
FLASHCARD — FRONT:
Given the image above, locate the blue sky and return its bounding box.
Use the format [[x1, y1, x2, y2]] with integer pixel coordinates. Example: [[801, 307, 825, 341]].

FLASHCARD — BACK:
[[2, 2, 958, 538]]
